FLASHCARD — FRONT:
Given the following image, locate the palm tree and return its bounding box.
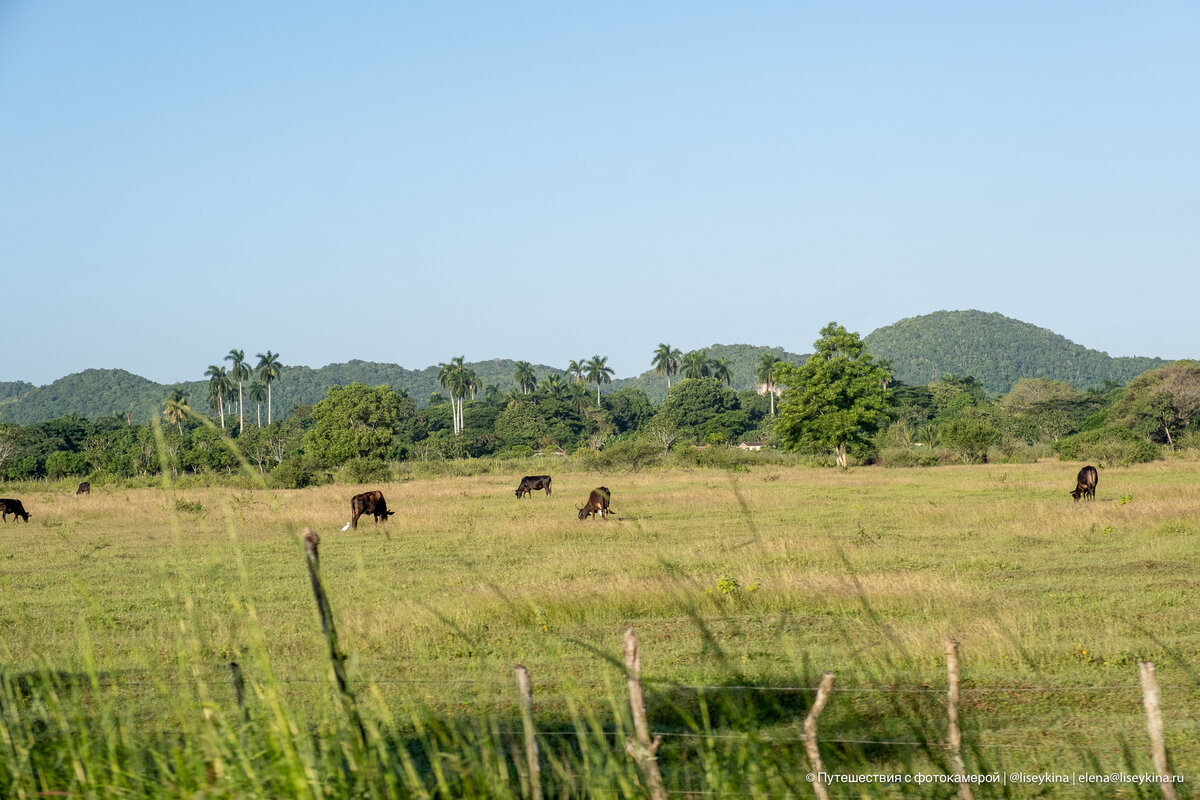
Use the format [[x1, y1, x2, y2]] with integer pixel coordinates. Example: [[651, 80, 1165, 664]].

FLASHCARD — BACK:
[[247, 380, 268, 426], [585, 354, 614, 406], [711, 357, 732, 385], [225, 349, 250, 433], [651, 343, 682, 389], [682, 349, 711, 379], [566, 381, 591, 414], [438, 356, 475, 435], [255, 350, 282, 424], [541, 373, 565, 400], [513, 361, 537, 394], [162, 387, 189, 435], [205, 365, 232, 428], [566, 359, 586, 384], [483, 384, 502, 404], [756, 353, 781, 417]]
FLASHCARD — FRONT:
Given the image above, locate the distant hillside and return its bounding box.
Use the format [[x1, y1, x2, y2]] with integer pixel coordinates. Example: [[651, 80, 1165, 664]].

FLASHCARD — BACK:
[[865, 310, 1170, 395], [0, 346, 808, 425], [0, 314, 1177, 424], [0, 370, 165, 425]]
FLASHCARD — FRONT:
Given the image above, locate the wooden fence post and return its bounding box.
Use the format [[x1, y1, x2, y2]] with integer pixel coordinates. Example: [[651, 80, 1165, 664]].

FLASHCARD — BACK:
[[303, 527, 366, 750], [945, 640, 972, 800], [1139, 661, 1179, 800], [514, 664, 543, 800], [622, 628, 667, 800], [803, 672, 835, 800], [230, 661, 248, 748]]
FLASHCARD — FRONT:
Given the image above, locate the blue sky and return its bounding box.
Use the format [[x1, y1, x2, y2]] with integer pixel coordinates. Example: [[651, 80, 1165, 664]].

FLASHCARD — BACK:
[[2, 2, 1197, 386]]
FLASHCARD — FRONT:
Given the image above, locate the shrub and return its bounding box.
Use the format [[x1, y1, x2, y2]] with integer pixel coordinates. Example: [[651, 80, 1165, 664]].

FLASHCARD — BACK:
[[877, 446, 941, 468], [268, 454, 329, 489], [337, 457, 391, 485], [1055, 426, 1161, 467], [577, 437, 663, 472]]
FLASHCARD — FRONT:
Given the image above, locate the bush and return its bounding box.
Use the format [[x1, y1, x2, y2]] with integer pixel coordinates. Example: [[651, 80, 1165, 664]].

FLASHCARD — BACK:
[[337, 457, 392, 485], [268, 454, 330, 489], [877, 446, 941, 467], [988, 441, 1054, 464], [577, 437, 664, 472], [1055, 426, 1161, 467]]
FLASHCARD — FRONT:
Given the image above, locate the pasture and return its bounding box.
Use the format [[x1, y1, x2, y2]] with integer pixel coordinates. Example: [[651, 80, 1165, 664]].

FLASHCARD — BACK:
[[1, 459, 1198, 797]]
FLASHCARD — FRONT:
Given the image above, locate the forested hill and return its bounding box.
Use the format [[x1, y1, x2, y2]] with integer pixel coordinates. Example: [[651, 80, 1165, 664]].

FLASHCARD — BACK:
[[0, 345, 806, 425], [0, 315, 1176, 424], [864, 310, 1170, 394]]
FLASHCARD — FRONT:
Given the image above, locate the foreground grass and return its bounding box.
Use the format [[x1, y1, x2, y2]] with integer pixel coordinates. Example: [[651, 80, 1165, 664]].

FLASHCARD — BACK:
[[1, 459, 1198, 797]]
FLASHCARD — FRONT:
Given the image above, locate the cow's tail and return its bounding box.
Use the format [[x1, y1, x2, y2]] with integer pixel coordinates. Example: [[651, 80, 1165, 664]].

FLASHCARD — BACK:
[[341, 521, 351, 532]]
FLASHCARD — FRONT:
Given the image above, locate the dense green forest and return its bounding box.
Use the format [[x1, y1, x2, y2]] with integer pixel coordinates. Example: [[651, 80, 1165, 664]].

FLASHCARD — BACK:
[[865, 310, 1168, 394]]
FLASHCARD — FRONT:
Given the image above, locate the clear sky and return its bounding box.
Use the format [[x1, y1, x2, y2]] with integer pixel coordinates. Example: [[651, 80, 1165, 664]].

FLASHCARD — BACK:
[[2, 2, 1197, 386]]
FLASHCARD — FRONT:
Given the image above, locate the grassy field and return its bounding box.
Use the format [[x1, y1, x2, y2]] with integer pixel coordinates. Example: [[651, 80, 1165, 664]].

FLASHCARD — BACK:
[[1, 458, 1198, 797]]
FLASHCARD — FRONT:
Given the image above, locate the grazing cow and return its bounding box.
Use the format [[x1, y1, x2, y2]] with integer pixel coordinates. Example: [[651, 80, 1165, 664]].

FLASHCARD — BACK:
[[515, 475, 552, 498], [0, 499, 30, 523], [341, 490, 395, 530], [1070, 465, 1099, 501], [76, 482, 90, 495], [577, 486, 611, 521]]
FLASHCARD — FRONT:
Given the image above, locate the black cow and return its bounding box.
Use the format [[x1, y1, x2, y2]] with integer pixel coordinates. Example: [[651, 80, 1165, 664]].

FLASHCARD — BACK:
[[1070, 465, 1098, 501], [0, 499, 30, 523], [341, 490, 395, 530], [76, 482, 90, 495], [577, 486, 611, 521], [515, 475, 552, 498]]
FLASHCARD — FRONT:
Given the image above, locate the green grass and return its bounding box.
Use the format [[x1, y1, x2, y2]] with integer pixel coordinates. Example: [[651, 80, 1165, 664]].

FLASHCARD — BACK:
[[1, 459, 1198, 797]]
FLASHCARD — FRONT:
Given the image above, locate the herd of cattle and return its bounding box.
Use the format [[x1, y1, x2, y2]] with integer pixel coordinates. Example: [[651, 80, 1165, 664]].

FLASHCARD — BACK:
[[0, 467, 1101, 527]]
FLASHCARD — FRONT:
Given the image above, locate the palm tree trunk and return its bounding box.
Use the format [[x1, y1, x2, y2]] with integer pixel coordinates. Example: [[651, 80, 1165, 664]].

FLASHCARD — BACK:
[[267, 382, 273, 425], [769, 384, 775, 417], [257, 403, 262, 427], [238, 382, 244, 433]]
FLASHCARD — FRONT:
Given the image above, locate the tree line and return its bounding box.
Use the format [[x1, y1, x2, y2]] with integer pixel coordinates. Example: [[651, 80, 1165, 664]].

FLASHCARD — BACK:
[[2, 325, 1198, 486]]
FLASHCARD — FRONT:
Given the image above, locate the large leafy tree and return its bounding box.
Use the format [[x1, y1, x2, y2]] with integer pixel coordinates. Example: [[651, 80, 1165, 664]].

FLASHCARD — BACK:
[[204, 365, 232, 429], [225, 349, 250, 433], [775, 323, 892, 468], [255, 350, 283, 424], [1110, 360, 1200, 447], [585, 355, 613, 406], [651, 343, 682, 389], [303, 382, 410, 466], [756, 353, 782, 417], [659, 377, 745, 441]]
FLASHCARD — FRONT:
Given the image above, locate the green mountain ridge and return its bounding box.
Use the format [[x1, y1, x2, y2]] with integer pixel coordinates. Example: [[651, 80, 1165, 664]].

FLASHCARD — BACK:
[[0, 312, 1182, 424], [865, 310, 1171, 395]]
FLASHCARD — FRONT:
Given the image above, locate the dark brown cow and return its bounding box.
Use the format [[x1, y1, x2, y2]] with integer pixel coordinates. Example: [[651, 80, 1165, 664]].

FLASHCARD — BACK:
[[515, 475, 552, 498], [76, 482, 90, 495], [0, 499, 31, 523], [1070, 465, 1098, 501], [577, 486, 611, 521], [341, 490, 395, 530]]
